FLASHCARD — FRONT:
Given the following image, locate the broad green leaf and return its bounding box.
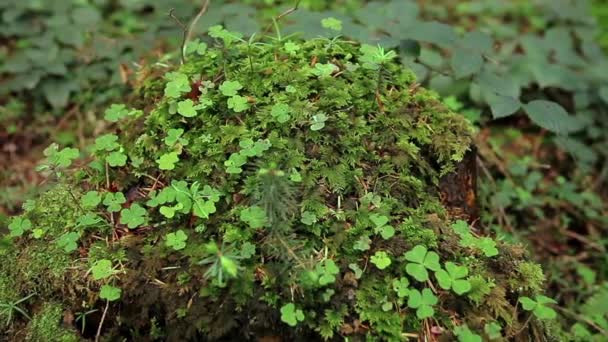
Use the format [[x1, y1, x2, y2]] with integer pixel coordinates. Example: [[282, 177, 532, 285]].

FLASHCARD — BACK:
[[219, 80, 243, 97], [56, 231, 80, 253], [280, 303, 305, 327], [94, 134, 120, 152], [166, 230, 188, 250], [524, 100, 584, 134], [119, 204, 147, 229], [271, 103, 291, 123], [8, 217, 32, 237], [321, 17, 342, 31], [407, 21, 457, 47], [99, 285, 121, 301], [487, 94, 521, 119], [227, 95, 250, 112], [106, 151, 127, 167], [157, 152, 180, 170], [371, 251, 391, 270], [91, 259, 114, 280], [177, 99, 198, 117], [451, 48, 483, 79]]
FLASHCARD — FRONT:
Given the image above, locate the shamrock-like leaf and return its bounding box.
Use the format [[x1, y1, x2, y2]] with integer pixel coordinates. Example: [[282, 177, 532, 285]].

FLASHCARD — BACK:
[[165, 128, 188, 146], [353, 235, 371, 251], [321, 17, 343, 31], [208, 25, 243, 46], [8, 217, 32, 237], [42, 144, 80, 168], [392, 277, 410, 298], [316, 259, 340, 286], [484, 322, 502, 340], [240, 242, 256, 259], [184, 39, 207, 56], [120, 204, 147, 229], [94, 134, 120, 152], [519, 295, 557, 320], [91, 259, 114, 280], [99, 285, 121, 301], [313, 63, 338, 77], [164, 72, 190, 99], [301, 211, 317, 225], [407, 288, 438, 319], [80, 191, 101, 209], [56, 231, 80, 253], [165, 230, 188, 250], [103, 192, 126, 212], [371, 251, 392, 270], [370, 213, 394, 239], [454, 325, 482, 342], [284, 41, 301, 55], [271, 103, 290, 123], [104, 104, 129, 122], [310, 113, 327, 131], [280, 303, 305, 327], [404, 245, 441, 282], [240, 206, 267, 228], [435, 262, 471, 295], [177, 99, 198, 117], [219, 80, 243, 97], [227, 95, 250, 112], [157, 152, 180, 170], [106, 151, 127, 167]]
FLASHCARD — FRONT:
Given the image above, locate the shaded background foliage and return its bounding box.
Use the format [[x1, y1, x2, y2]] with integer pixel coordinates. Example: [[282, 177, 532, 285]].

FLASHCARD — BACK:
[[1, 0, 608, 340]]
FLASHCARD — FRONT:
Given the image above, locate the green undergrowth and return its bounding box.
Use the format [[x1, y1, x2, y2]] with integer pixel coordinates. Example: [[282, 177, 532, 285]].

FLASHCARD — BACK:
[[1, 27, 554, 341]]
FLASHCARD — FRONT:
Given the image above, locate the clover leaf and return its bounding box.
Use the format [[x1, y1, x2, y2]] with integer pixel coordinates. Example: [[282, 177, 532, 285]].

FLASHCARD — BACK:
[[42, 144, 80, 168], [316, 259, 340, 286], [452, 220, 499, 257], [164, 72, 190, 99], [103, 192, 126, 212], [219, 80, 243, 97], [91, 259, 115, 280], [284, 41, 301, 55], [370, 213, 394, 239], [106, 151, 127, 167], [301, 211, 317, 225], [208, 25, 243, 46], [484, 322, 502, 340], [120, 204, 147, 229], [313, 63, 338, 77], [435, 262, 471, 295], [80, 191, 101, 209], [392, 277, 410, 298], [310, 113, 327, 131], [519, 295, 557, 320], [321, 17, 343, 31], [8, 217, 32, 237], [271, 103, 291, 123], [177, 99, 199, 117], [104, 104, 129, 122], [371, 251, 392, 270], [166, 230, 188, 251], [184, 39, 207, 56], [165, 128, 188, 147], [157, 152, 180, 170], [94, 134, 120, 152], [454, 325, 482, 342], [56, 231, 80, 253], [240, 206, 267, 228], [407, 288, 438, 319], [227, 95, 249, 112], [353, 235, 371, 251], [99, 285, 121, 301], [280, 303, 304, 327], [404, 245, 441, 282]]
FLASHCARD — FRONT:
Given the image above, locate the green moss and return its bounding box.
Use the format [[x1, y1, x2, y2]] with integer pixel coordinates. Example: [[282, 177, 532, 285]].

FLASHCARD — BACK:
[[512, 261, 546, 292], [26, 303, 80, 342]]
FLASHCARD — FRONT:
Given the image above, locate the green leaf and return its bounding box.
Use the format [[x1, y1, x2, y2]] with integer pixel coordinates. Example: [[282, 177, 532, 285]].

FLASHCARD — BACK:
[[519, 296, 537, 311], [310, 113, 328, 131], [240, 206, 267, 228], [220, 256, 239, 278], [157, 152, 180, 170], [119, 204, 147, 229], [317, 259, 340, 285], [165, 128, 189, 147], [8, 217, 32, 237], [177, 99, 198, 118], [103, 192, 126, 212], [56, 231, 80, 253], [208, 25, 243, 46], [487, 94, 521, 119], [219, 80, 243, 97], [165, 230, 188, 250], [523, 100, 583, 134], [392, 277, 410, 298], [484, 322, 502, 340], [271, 103, 291, 123], [407, 21, 457, 47], [407, 288, 437, 319], [104, 104, 129, 122], [406, 263, 429, 282], [301, 211, 317, 225], [99, 285, 121, 301], [94, 134, 120, 152], [454, 325, 482, 342], [284, 41, 301, 55], [227, 95, 250, 112], [321, 17, 343, 31], [280, 303, 305, 327], [370, 251, 392, 270], [164, 72, 190, 99], [451, 48, 483, 79], [369, 213, 389, 227], [106, 151, 127, 167], [43, 144, 80, 168], [460, 31, 493, 53], [313, 63, 338, 78], [353, 235, 371, 251], [404, 245, 427, 263], [91, 259, 114, 280]]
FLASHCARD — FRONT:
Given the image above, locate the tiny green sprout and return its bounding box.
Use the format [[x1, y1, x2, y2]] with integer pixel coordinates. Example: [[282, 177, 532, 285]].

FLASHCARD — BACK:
[[392, 277, 410, 298], [519, 295, 557, 320], [198, 242, 241, 286], [165, 230, 188, 251], [80, 191, 101, 209], [164, 72, 190, 99], [227, 95, 250, 112], [157, 152, 180, 170], [310, 113, 328, 131], [103, 192, 126, 212], [313, 63, 338, 78], [91, 259, 115, 280], [371, 251, 392, 270], [407, 288, 438, 319], [271, 103, 290, 123], [0, 293, 35, 326], [452, 220, 498, 257], [94, 134, 120, 152], [219, 80, 243, 97], [165, 128, 189, 147], [240, 206, 268, 229], [316, 259, 340, 286], [56, 231, 80, 253], [103, 104, 129, 122], [99, 285, 121, 301], [404, 245, 441, 282], [369, 213, 395, 240], [106, 151, 127, 167], [289, 169, 302, 182], [184, 38, 207, 56], [353, 235, 371, 251], [284, 41, 301, 56], [120, 204, 147, 229], [359, 44, 397, 70], [40, 143, 79, 169], [280, 303, 305, 327], [454, 325, 482, 342], [208, 25, 243, 46], [484, 322, 502, 340], [301, 211, 317, 225], [435, 262, 471, 295], [321, 17, 343, 32], [8, 217, 32, 237]]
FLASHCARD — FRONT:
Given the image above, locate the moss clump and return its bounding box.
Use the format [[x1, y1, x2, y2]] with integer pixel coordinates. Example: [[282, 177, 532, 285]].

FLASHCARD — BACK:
[[25, 303, 80, 342], [1, 26, 552, 341]]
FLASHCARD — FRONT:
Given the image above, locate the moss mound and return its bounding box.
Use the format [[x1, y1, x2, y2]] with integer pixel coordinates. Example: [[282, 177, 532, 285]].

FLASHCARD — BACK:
[[1, 27, 552, 341]]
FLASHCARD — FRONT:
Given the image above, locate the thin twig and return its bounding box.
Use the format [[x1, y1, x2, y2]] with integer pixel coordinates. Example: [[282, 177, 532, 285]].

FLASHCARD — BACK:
[[168, 9, 188, 64], [185, 0, 211, 47], [262, 0, 301, 35], [95, 300, 110, 342]]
